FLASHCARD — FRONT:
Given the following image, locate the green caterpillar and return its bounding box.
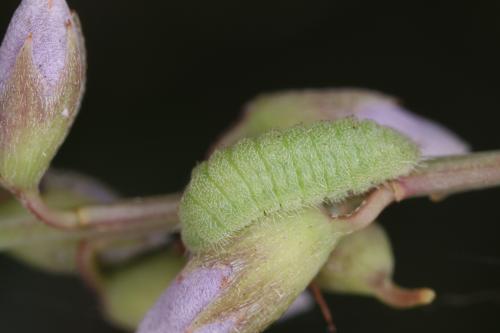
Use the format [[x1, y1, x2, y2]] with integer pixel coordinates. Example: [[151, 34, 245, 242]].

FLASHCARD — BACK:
[[180, 118, 420, 252]]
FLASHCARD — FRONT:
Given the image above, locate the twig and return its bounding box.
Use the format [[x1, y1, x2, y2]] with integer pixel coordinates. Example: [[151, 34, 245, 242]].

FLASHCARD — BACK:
[[18, 191, 181, 234], [309, 282, 336, 333]]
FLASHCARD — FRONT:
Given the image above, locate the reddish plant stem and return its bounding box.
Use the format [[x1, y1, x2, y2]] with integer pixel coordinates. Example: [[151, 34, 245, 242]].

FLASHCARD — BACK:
[[14, 151, 500, 239], [337, 151, 500, 231], [76, 240, 104, 293], [392, 151, 500, 201], [309, 282, 336, 333], [76, 233, 173, 294], [336, 186, 395, 232], [18, 191, 181, 234]]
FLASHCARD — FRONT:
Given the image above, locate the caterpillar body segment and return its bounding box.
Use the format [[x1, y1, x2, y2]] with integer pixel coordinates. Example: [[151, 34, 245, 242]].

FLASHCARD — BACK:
[[181, 119, 420, 251]]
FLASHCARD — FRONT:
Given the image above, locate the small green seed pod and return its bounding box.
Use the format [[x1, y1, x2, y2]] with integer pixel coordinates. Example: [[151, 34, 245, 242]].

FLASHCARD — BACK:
[[316, 223, 435, 308], [180, 119, 420, 251]]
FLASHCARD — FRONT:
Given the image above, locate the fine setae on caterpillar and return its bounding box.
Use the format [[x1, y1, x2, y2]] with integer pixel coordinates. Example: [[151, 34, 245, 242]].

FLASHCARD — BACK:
[[180, 118, 420, 252]]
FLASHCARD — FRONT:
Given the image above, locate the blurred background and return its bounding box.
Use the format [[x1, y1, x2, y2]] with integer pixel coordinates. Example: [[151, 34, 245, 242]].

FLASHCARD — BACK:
[[1, 0, 500, 332]]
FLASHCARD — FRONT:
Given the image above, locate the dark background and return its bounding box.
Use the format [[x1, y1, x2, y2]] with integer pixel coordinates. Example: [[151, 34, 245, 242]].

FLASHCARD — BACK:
[[1, 0, 500, 332]]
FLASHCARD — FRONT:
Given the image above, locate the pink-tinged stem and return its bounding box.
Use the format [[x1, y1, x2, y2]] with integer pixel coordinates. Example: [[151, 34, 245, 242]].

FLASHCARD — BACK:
[[332, 151, 500, 235], [336, 186, 395, 232], [18, 191, 181, 234], [76, 232, 173, 295], [309, 282, 336, 333], [14, 151, 500, 237], [392, 151, 500, 201], [76, 240, 103, 293]]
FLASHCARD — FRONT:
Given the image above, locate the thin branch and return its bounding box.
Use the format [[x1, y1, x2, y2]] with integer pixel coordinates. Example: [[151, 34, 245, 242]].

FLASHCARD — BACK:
[[309, 282, 336, 333], [392, 151, 500, 201], [18, 191, 181, 234], [12, 151, 500, 239], [335, 186, 395, 232], [76, 240, 103, 293], [331, 151, 500, 234]]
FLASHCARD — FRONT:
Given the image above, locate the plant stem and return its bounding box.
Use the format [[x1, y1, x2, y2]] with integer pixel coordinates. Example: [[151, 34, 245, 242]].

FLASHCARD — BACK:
[[392, 151, 500, 200], [334, 151, 500, 231], [14, 151, 500, 237], [336, 186, 395, 232], [77, 240, 104, 293], [309, 282, 336, 333], [18, 191, 181, 234]]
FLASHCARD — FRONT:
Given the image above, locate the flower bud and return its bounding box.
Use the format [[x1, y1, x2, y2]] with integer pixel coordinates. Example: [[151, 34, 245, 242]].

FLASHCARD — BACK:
[[316, 223, 436, 308], [102, 251, 186, 331], [213, 89, 468, 157], [0, 0, 86, 192], [101, 250, 314, 331], [139, 207, 348, 333]]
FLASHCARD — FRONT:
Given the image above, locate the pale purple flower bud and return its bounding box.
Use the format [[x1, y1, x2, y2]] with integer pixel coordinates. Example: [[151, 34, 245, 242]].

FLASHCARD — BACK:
[[96, 248, 309, 331], [0, 0, 71, 89], [0, 0, 86, 192], [101, 251, 187, 331], [213, 89, 469, 157], [138, 265, 234, 333], [139, 208, 347, 333], [351, 91, 469, 156]]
